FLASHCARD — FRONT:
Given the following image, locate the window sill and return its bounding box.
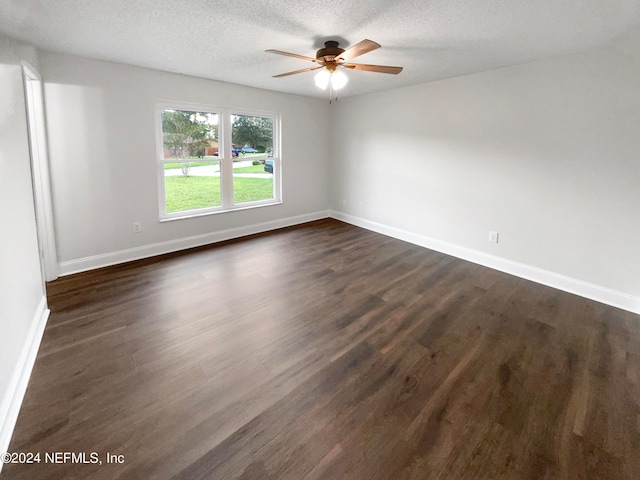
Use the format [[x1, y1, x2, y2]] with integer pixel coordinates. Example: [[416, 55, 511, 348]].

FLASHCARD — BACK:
[[159, 200, 283, 222]]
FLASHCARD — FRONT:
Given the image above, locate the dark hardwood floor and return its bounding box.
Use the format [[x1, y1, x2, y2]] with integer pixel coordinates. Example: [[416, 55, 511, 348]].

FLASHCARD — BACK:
[[4, 218, 640, 479]]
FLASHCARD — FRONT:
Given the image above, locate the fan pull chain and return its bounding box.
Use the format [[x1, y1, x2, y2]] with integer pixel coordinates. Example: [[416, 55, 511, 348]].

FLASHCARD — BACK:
[[329, 80, 338, 104]]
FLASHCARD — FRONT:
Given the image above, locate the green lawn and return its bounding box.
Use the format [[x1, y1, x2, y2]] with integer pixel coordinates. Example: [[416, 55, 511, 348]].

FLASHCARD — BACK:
[[233, 164, 267, 173], [164, 161, 215, 169], [242, 152, 268, 160], [165, 175, 273, 212], [164, 153, 267, 169]]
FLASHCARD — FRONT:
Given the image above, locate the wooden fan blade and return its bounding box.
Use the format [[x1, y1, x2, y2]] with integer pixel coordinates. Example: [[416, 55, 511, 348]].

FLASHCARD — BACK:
[[337, 39, 381, 62], [265, 49, 317, 63], [273, 66, 323, 78], [343, 63, 403, 74]]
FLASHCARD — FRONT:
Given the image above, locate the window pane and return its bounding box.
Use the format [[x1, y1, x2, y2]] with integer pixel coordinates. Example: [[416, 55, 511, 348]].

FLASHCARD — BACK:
[[164, 160, 221, 212], [161, 109, 220, 213], [162, 109, 219, 159], [231, 114, 274, 204]]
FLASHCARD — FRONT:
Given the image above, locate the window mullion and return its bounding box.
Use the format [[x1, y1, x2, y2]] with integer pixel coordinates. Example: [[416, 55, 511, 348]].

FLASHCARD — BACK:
[[221, 110, 234, 207]]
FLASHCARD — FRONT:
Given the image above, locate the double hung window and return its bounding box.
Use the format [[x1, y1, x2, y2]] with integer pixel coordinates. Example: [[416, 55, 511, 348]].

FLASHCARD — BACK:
[[157, 104, 280, 220]]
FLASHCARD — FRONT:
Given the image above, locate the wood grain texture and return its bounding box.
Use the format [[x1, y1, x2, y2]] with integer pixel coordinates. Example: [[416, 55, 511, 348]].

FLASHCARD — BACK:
[[4, 219, 640, 479]]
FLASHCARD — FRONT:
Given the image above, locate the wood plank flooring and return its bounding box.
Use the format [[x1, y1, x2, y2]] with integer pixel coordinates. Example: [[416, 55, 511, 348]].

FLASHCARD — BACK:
[[4, 218, 640, 479]]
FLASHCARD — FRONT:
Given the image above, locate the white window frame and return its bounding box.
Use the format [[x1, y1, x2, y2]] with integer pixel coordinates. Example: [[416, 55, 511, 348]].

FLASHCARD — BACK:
[[156, 102, 281, 221]]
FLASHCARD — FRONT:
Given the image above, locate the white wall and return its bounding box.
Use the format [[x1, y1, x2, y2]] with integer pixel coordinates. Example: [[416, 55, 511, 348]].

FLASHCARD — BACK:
[[331, 34, 640, 311], [0, 35, 48, 459], [40, 52, 331, 272]]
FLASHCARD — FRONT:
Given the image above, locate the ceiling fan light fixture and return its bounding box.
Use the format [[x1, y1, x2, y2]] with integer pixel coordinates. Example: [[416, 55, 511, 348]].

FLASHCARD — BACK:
[[314, 68, 331, 89], [330, 69, 348, 90], [268, 39, 400, 98], [314, 68, 348, 91]]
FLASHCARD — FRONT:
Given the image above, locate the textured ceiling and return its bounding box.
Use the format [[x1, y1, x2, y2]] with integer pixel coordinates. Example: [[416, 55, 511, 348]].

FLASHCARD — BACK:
[[2, 0, 640, 99]]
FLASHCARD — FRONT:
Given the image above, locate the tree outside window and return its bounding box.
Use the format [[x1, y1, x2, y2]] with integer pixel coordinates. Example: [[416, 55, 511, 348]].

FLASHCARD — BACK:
[[162, 110, 217, 176]]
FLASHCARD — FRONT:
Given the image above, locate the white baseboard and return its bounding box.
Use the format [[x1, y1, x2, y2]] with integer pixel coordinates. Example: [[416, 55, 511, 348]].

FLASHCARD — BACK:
[[55, 207, 639, 315], [58, 210, 331, 276], [331, 210, 640, 316], [0, 296, 50, 472]]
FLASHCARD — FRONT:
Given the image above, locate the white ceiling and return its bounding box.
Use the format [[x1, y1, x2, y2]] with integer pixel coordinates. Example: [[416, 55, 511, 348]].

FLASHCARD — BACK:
[[2, 0, 640, 99]]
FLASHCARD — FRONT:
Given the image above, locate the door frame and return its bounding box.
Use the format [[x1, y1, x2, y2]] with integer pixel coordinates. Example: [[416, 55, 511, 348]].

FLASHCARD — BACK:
[[22, 61, 58, 282]]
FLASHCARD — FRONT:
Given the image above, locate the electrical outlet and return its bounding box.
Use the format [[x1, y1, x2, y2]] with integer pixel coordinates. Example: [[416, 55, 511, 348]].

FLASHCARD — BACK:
[[489, 231, 499, 243], [133, 222, 142, 233]]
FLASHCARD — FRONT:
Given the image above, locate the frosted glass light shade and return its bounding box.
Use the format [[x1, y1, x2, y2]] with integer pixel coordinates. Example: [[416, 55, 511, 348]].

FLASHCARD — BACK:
[[330, 69, 348, 90], [314, 69, 330, 89], [314, 68, 348, 90]]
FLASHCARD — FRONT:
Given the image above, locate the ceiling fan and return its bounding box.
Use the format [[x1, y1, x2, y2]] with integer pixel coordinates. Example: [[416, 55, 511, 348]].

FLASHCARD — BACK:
[[266, 39, 403, 92]]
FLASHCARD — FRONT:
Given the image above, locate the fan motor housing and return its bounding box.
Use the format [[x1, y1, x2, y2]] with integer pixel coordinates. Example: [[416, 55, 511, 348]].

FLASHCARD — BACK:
[[316, 41, 345, 63]]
